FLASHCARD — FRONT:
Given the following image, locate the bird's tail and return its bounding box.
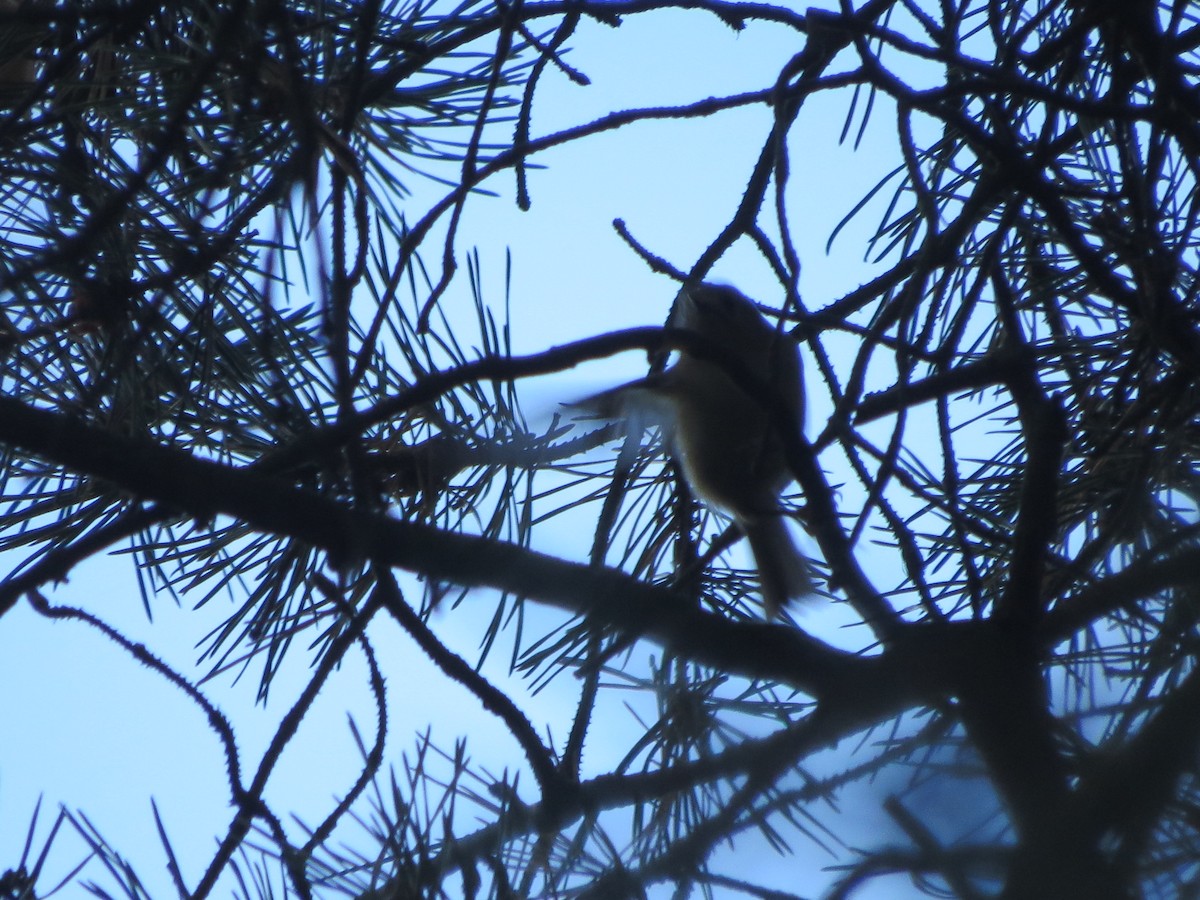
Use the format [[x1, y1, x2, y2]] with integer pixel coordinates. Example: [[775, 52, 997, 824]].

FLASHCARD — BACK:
[[741, 515, 815, 618]]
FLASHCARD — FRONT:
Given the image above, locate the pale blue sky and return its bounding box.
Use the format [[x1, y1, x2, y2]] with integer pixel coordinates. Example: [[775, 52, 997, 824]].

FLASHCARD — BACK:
[[0, 4, 944, 897]]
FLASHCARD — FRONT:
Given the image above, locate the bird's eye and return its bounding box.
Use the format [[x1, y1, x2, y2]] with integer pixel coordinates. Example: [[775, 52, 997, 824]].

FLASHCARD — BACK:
[[718, 290, 750, 321]]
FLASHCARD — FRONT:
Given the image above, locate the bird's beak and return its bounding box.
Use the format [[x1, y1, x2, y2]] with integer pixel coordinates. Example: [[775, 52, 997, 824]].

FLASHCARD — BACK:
[[670, 283, 702, 330]]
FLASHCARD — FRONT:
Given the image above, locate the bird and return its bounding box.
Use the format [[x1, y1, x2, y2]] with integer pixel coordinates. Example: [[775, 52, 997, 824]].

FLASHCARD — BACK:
[[577, 282, 815, 617]]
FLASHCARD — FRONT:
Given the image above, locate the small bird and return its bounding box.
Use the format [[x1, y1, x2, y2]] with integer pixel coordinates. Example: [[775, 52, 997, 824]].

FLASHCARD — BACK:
[[579, 283, 814, 617]]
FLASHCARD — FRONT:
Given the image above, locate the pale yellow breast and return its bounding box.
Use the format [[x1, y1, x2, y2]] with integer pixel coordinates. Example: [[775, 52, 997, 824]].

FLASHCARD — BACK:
[[665, 356, 789, 517]]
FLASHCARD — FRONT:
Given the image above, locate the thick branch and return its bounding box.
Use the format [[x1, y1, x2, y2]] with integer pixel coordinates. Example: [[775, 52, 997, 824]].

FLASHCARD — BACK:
[[0, 393, 866, 699]]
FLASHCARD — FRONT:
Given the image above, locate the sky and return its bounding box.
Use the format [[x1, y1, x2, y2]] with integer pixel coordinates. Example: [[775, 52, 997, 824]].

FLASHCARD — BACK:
[[0, 4, 941, 898]]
